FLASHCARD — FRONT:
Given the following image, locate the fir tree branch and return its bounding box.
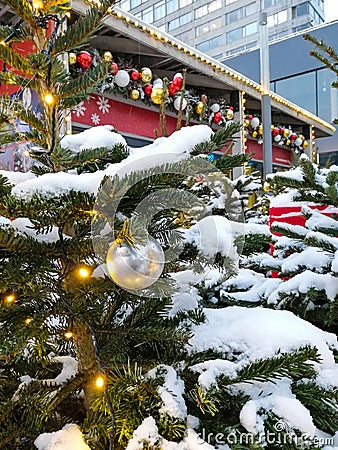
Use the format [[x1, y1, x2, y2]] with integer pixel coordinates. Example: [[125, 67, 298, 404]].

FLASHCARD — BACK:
[[0, 0, 33, 25]]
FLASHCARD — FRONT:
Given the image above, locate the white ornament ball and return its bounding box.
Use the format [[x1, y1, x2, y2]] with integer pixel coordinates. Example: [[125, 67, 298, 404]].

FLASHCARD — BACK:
[[173, 72, 183, 80], [106, 237, 165, 290], [153, 78, 163, 87], [114, 70, 130, 87], [295, 137, 303, 147], [210, 103, 220, 113], [251, 117, 260, 129], [174, 97, 187, 111], [274, 134, 282, 142]]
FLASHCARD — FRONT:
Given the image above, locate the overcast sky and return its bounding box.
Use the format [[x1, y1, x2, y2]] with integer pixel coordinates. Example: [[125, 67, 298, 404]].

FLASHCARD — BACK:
[[324, 0, 338, 22]]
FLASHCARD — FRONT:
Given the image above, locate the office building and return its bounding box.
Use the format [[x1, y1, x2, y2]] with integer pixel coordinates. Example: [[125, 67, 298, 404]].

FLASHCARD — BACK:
[[119, 0, 325, 59]]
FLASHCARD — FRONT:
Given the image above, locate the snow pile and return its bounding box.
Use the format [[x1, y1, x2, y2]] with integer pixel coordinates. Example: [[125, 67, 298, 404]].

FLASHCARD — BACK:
[[10, 218, 67, 243], [34, 424, 90, 450], [11, 125, 213, 199], [279, 247, 332, 273], [148, 365, 187, 419]]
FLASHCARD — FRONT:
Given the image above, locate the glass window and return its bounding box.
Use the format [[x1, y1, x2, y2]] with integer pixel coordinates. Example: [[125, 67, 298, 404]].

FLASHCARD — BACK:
[[264, 0, 282, 6], [245, 2, 256, 15], [154, 0, 165, 20], [276, 72, 316, 113], [296, 2, 309, 16], [268, 10, 287, 27], [317, 68, 338, 122], [168, 12, 192, 30], [142, 6, 154, 22], [226, 8, 241, 24], [118, 0, 129, 10], [130, 0, 141, 7], [196, 17, 222, 36], [226, 28, 241, 43], [195, 0, 221, 18], [167, 0, 178, 14], [243, 21, 257, 36], [180, 0, 192, 6], [196, 35, 222, 52]]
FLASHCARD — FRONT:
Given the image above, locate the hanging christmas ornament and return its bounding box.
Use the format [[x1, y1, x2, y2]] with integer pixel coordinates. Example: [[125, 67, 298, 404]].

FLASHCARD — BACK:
[[283, 129, 291, 138], [274, 134, 282, 142], [285, 139, 291, 146], [212, 112, 222, 124], [153, 78, 163, 88], [210, 103, 220, 113], [140, 67, 152, 83], [111, 62, 119, 75], [103, 51, 113, 62], [172, 73, 183, 90], [130, 69, 140, 81], [174, 97, 187, 111], [151, 87, 164, 104], [77, 51, 92, 69], [290, 133, 297, 142], [258, 124, 263, 135], [144, 84, 153, 96], [279, 127, 284, 135], [251, 117, 260, 129], [195, 101, 204, 115], [226, 109, 234, 120], [294, 137, 303, 147], [252, 130, 258, 138], [68, 52, 77, 65], [129, 89, 140, 100], [106, 237, 165, 290], [247, 114, 253, 121], [272, 127, 279, 137], [168, 82, 178, 97], [115, 70, 130, 87], [244, 119, 250, 127], [303, 140, 309, 149]]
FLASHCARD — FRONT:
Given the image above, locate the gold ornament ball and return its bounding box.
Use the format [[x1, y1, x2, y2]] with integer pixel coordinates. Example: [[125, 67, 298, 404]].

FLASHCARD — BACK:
[[195, 101, 204, 115], [285, 139, 291, 146], [258, 125, 263, 135], [226, 109, 234, 120], [303, 140, 309, 148], [130, 89, 140, 100], [244, 119, 250, 127], [140, 67, 153, 83], [106, 237, 165, 291], [69, 52, 77, 65], [283, 129, 290, 138], [263, 182, 271, 192], [271, 125, 275, 131], [252, 130, 258, 138], [103, 51, 113, 62], [151, 87, 164, 105]]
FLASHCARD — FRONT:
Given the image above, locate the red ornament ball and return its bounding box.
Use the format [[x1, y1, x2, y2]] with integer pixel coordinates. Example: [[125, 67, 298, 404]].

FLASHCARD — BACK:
[[144, 84, 153, 96], [130, 69, 140, 81], [279, 127, 284, 135], [168, 82, 178, 97], [77, 51, 92, 70], [272, 127, 279, 137], [290, 133, 297, 141], [172, 76, 183, 90], [228, 106, 234, 111], [111, 62, 119, 75], [248, 114, 253, 121], [213, 112, 222, 124]]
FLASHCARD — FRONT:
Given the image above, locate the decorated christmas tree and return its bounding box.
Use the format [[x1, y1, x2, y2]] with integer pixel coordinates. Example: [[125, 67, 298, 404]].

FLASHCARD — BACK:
[[1, 1, 338, 450]]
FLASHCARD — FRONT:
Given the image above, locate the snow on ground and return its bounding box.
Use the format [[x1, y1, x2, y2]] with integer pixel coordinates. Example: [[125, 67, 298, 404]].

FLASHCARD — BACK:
[[34, 424, 90, 450], [10, 125, 214, 199], [60, 125, 128, 152]]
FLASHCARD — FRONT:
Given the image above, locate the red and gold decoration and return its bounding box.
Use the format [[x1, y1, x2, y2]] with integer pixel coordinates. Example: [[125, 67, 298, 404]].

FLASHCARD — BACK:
[[76, 51, 92, 70], [244, 115, 309, 151]]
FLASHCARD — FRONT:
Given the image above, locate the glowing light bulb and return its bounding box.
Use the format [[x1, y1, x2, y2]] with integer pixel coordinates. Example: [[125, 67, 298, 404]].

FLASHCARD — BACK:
[[24, 317, 33, 325], [5, 294, 15, 304], [95, 375, 105, 388], [44, 93, 55, 105], [78, 266, 91, 278], [33, 0, 43, 9], [64, 331, 73, 339]]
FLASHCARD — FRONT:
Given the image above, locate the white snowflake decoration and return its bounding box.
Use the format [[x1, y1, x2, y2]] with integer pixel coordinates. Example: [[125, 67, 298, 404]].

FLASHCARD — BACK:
[[73, 101, 87, 118], [96, 96, 111, 114], [91, 113, 101, 125]]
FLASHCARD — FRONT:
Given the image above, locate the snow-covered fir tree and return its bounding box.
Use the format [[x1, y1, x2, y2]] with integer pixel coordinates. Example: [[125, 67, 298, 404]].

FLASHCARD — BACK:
[[0, 1, 337, 450]]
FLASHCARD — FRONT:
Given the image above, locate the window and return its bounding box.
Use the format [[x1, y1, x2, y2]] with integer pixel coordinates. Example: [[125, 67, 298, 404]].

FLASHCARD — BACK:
[[245, 2, 256, 16], [118, 0, 129, 10], [226, 28, 241, 43], [142, 6, 153, 23], [154, 0, 165, 20], [296, 2, 309, 17], [167, 0, 178, 14], [130, 0, 141, 7], [243, 21, 257, 36], [264, 0, 282, 6], [226, 3, 255, 24], [180, 0, 192, 6], [196, 17, 222, 37], [317, 68, 338, 122], [196, 35, 222, 52], [168, 12, 192, 31], [275, 72, 316, 113], [195, 0, 221, 19], [268, 10, 287, 27]]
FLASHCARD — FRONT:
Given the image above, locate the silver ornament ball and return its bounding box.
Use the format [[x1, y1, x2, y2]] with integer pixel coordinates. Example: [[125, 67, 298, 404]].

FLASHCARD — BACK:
[[106, 237, 165, 290]]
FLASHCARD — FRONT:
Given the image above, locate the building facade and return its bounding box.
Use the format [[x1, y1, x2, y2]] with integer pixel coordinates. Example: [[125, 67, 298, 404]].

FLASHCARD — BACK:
[[224, 20, 338, 164], [119, 0, 325, 59]]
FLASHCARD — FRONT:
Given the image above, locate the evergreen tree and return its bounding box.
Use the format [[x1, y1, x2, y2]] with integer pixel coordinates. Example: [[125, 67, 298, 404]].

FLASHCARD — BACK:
[[0, 2, 337, 450]]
